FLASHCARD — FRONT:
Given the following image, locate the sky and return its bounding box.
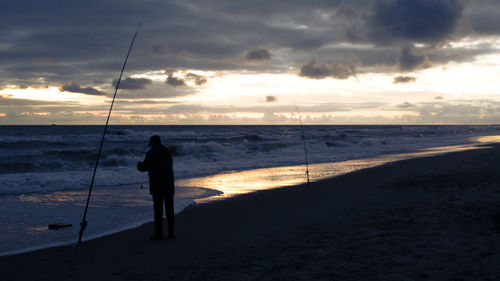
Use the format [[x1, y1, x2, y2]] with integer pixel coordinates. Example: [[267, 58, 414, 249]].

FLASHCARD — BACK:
[[1, 0, 500, 125]]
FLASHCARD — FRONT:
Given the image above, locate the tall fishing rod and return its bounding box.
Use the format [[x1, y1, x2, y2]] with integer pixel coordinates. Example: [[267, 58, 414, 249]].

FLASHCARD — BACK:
[[78, 23, 142, 244], [294, 103, 311, 188], [140, 144, 146, 189]]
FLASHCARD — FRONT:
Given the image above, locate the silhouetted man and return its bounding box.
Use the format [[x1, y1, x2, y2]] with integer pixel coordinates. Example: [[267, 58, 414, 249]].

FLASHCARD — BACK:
[[137, 135, 175, 240]]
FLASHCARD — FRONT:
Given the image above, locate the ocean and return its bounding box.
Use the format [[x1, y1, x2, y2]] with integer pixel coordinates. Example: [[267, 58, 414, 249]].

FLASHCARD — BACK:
[[1, 125, 499, 255]]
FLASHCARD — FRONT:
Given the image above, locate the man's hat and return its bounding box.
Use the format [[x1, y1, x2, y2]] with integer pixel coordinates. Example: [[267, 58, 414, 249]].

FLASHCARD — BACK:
[[149, 135, 162, 146]]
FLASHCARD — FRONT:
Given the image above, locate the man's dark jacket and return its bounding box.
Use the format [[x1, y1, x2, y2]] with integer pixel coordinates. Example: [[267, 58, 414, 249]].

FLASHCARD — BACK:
[[137, 145, 175, 195]]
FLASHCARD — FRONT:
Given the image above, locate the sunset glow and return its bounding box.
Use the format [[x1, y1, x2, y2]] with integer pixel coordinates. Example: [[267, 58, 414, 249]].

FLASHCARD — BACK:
[[1, 0, 500, 125]]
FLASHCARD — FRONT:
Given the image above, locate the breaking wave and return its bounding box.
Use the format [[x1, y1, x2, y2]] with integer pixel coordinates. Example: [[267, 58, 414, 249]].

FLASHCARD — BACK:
[[1, 125, 500, 195]]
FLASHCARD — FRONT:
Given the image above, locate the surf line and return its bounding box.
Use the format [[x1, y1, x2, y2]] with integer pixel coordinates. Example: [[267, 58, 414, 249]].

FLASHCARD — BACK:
[[293, 102, 311, 188], [77, 23, 142, 244]]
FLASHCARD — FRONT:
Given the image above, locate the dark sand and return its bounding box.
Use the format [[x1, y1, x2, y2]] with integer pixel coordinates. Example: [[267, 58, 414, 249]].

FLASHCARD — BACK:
[[1, 144, 500, 280]]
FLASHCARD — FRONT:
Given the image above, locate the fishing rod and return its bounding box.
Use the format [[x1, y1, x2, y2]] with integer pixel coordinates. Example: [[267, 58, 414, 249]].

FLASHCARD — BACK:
[[78, 23, 142, 244], [140, 144, 146, 189], [294, 103, 311, 188]]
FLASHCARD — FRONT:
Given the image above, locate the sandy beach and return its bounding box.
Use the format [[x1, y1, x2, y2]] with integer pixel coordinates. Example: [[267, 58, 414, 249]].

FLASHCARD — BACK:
[[1, 144, 500, 280]]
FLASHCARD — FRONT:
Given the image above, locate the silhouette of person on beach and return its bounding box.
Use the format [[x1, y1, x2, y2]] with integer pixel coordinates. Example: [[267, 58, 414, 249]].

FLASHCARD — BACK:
[[137, 135, 175, 240]]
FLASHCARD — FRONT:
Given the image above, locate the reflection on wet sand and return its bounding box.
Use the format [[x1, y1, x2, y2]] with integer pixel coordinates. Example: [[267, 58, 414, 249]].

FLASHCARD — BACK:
[[474, 135, 500, 143], [179, 143, 490, 203]]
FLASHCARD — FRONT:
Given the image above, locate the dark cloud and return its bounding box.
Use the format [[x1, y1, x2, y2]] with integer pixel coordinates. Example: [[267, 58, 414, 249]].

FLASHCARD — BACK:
[[299, 60, 356, 79], [469, 13, 500, 35], [60, 82, 105, 95], [337, 0, 483, 70], [398, 47, 429, 71], [393, 75, 417, 84], [435, 96, 444, 100], [0, 0, 355, 88], [186, 73, 207, 85], [427, 46, 494, 65], [112, 77, 152, 90], [300, 60, 330, 78], [397, 101, 416, 108], [367, 0, 463, 44], [266, 96, 277, 102], [246, 49, 272, 60], [114, 76, 197, 99], [0, 0, 498, 102], [336, 5, 358, 19], [466, 1, 500, 35], [201, 0, 342, 15], [166, 76, 186, 87]]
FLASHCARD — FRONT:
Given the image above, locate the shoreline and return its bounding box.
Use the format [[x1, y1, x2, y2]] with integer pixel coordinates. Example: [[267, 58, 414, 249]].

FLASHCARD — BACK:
[[0, 183, 217, 257], [1, 143, 499, 280], [0, 141, 494, 257]]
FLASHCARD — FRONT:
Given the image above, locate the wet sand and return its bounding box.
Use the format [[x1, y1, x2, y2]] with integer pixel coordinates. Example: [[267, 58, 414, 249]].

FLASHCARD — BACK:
[[1, 144, 500, 280]]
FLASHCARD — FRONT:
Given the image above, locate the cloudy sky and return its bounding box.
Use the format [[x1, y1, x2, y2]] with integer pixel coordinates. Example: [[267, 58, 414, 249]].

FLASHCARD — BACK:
[[1, 0, 500, 124]]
